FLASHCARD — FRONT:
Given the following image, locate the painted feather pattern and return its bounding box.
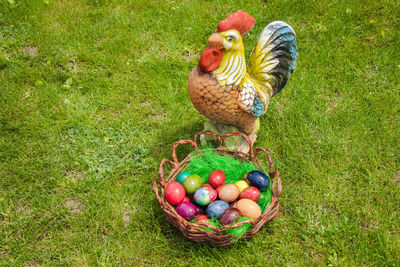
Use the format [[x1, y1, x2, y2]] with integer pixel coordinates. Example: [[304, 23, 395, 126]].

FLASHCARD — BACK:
[[188, 13, 297, 136]]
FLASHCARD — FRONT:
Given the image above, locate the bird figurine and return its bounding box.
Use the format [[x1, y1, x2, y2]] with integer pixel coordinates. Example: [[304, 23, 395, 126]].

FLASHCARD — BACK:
[[188, 10, 298, 152]]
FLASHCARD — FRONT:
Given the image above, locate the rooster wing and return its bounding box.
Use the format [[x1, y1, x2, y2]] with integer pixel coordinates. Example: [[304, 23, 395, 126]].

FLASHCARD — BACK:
[[239, 21, 298, 117]]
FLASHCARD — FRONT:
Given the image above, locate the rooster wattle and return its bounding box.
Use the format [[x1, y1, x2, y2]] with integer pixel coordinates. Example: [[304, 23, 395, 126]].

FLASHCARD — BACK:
[[188, 10, 298, 149]]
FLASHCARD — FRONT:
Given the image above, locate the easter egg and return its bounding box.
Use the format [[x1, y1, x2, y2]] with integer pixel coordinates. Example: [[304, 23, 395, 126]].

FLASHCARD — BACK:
[[235, 180, 249, 193], [246, 170, 270, 191], [165, 182, 186, 205], [202, 184, 213, 189], [220, 208, 241, 225], [195, 214, 210, 223], [194, 187, 217, 206], [236, 199, 262, 219], [176, 202, 197, 220], [195, 206, 205, 216], [216, 185, 223, 194], [182, 174, 203, 194], [208, 170, 226, 188], [218, 184, 240, 202], [206, 200, 229, 218], [176, 172, 191, 184], [182, 196, 191, 203], [239, 186, 261, 202]]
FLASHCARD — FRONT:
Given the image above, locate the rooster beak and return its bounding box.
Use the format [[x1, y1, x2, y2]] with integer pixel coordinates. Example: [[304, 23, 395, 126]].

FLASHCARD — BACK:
[[208, 33, 224, 49]]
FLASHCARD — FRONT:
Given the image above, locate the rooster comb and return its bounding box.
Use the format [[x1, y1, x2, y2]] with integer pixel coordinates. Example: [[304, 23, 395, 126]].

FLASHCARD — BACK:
[[217, 10, 256, 36]]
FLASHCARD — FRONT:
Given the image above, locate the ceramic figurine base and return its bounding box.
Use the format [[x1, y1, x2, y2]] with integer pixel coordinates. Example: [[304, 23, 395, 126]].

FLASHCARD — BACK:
[[200, 119, 259, 154]]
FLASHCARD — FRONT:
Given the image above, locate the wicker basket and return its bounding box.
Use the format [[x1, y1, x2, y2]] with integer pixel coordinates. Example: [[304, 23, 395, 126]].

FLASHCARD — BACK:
[[152, 131, 282, 246]]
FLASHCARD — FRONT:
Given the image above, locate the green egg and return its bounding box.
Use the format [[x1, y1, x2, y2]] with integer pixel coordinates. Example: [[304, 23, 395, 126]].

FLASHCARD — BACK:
[[182, 174, 203, 194]]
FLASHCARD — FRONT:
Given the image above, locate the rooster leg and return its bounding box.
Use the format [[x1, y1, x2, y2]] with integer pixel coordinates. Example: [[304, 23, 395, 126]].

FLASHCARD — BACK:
[[238, 118, 259, 140], [235, 118, 260, 153]]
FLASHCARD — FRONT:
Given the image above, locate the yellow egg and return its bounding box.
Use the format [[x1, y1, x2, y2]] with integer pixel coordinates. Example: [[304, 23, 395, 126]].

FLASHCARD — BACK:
[[235, 180, 249, 193], [236, 199, 262, 219]]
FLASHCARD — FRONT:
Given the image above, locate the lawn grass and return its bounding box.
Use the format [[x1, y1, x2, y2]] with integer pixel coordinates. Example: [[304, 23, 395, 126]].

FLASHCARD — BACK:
[[0, 0, 399, 265]]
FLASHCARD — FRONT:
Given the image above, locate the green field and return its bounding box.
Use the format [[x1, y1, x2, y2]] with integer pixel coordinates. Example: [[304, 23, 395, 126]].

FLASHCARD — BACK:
[[1, 0, 399, 265]]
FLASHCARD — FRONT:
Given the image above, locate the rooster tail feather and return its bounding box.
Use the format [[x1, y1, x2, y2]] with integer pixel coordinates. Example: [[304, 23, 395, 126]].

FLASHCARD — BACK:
[[247, 21, 298, 96]]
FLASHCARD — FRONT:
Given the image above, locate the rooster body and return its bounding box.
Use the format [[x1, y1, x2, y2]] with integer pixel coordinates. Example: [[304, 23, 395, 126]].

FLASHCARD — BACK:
[[188, 11, 297, 138]]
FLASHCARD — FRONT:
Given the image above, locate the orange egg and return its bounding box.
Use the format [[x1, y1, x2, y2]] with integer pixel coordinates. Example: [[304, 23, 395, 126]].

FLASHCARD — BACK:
[[218, 184, 240, 202], [236, 199, 262, 219]]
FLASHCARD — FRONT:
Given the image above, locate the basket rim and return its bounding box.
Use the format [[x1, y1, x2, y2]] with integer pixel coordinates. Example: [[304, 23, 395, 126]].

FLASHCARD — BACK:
[[152, 130, 282, 246]]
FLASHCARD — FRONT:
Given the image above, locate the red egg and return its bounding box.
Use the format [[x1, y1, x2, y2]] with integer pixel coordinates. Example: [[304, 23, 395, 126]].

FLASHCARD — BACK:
[[239, 186, 261, 202], [202, 184, 213, 189], [195, 214, 210, 223], [165, 182, 186, 205], [209, 170, 226, 188], [182, 196, 191, 203]]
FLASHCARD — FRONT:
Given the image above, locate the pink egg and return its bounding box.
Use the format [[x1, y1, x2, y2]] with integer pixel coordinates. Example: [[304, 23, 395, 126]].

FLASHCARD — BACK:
[[218, 184, 240, 202]]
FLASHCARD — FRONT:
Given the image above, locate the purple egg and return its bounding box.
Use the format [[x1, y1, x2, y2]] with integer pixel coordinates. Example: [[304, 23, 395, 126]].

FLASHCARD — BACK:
[[220, 208, 241, 225], [176, 202, 197, 220]]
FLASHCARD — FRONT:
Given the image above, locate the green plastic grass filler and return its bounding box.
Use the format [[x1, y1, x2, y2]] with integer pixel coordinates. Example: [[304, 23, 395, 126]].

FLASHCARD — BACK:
[[185, 149, 272, 239]]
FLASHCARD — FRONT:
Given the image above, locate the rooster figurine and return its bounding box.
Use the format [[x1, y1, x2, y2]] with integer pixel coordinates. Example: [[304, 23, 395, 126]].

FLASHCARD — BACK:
[[188, 10, 297, 152]]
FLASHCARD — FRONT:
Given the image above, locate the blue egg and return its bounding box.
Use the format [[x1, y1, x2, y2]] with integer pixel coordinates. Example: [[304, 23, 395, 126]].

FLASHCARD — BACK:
[[246, 170, 270, 191], [177, 172, 191, 184], [206, 200, 229, 218]]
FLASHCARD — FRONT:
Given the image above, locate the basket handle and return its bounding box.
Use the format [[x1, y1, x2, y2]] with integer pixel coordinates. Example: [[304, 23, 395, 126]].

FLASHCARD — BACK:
[[221, 132, 253, 155], [194, 130, 222, 146], [272, 171, 282, 198], [171, 139, 198, 165], [252, 148, 281, 198], [252, 148, 274, 173], [158, 158, 176, 185]]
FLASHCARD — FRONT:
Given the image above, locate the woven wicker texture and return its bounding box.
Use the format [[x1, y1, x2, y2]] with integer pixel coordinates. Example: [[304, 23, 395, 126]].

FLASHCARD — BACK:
[[153, 131, 282, 246]]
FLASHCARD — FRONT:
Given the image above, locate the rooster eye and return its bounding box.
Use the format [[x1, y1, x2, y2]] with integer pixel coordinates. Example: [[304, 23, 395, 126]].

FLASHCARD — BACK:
[[227, 36, 233, 42]]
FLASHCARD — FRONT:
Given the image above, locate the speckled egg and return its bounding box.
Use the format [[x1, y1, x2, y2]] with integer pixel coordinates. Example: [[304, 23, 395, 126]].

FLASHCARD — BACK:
[[206, 200, 229, 218], [208, 170, 226, 188], [195, 214, 210, 223], [218, 184, 240, 202], [194, 187, 217, 206], [239, 186, 261, 202]]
